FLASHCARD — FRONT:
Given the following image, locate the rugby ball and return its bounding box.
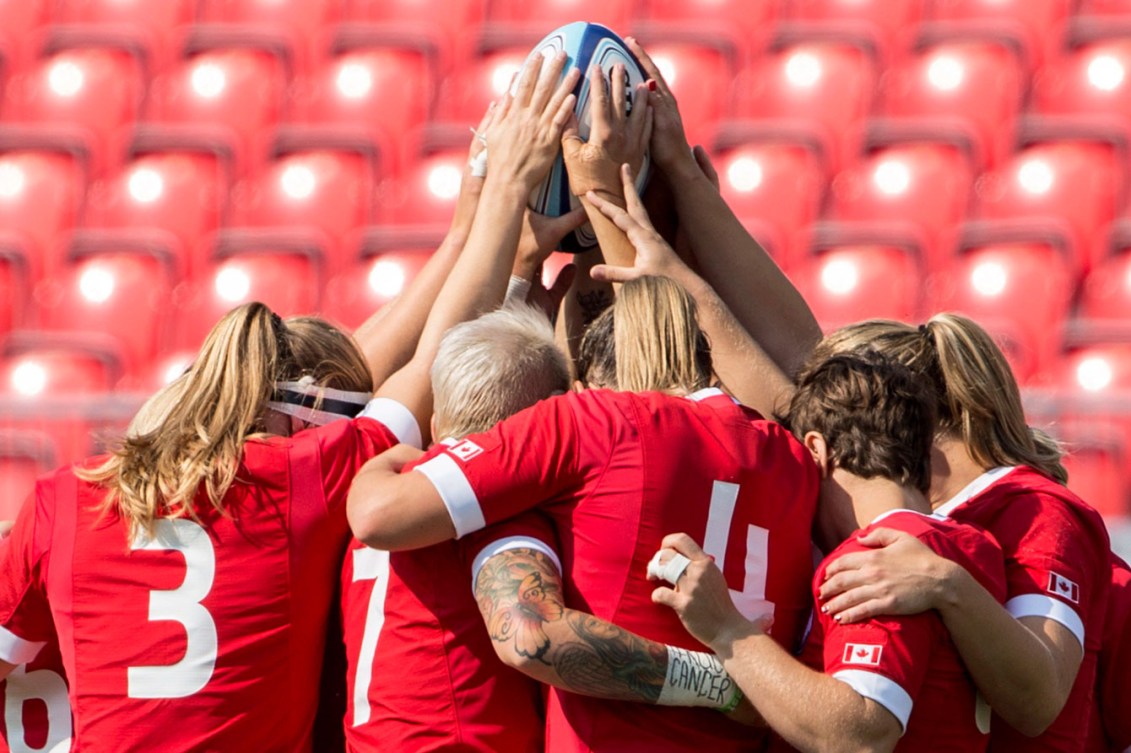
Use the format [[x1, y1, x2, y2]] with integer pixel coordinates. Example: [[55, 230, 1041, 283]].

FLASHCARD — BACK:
[[524, 22, 652, 252]]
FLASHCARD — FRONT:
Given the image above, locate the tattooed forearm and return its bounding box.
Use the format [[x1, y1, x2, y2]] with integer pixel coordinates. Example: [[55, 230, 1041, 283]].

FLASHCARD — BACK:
[[475, 547, 669, 703]]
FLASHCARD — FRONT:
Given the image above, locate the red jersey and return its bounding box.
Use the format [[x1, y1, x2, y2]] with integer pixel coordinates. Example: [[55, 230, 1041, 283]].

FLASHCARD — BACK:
[[0, 400, 416, 753], [1, 540, 72, 753], [798, 510, 1006, 752], [1087, 555, 1131, 753], [340, 505, 551, 752], [413, 388, 820, 753], [933, 467, 1111, 753]]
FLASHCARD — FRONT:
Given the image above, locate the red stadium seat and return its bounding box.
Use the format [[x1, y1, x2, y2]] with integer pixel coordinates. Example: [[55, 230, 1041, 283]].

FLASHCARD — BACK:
[[2, 48, 144, 176], [639, 0, 778, 63], [485, 0, 635, 36], [36, 252, 176, 378], [86, 152, 227, 278], [787, 0, 927, 62], [175, 250, 322, 350], [0, 430, 55, 519], [829, 143, 974, 272], [384, 147, 470, 227], [729, 41, 878, 176], [975, 141, 1124, 280], [56, 0, 196, 72], [880, 40, 1025, 169], [634, 40, 733, 148], [1079, 0, 1131, 19], [929, 0, 1073, 71], [0, 149, 85, 282], [0, 347, 117, 464], [0, 245, 29, 337], [434, 46, 535, 124], [232, 150, 376, 277], [293, 47, 434, 175], [1032, 39, 1131, 132], [790, 244, 924, 331], [198, 0, 343, 76], [0, 0, 53, 76], [715, 141, 826, 268], [345, 0, 486, 70], [323, 248, 432, 330], [1053, 344, 1131, 465], [146, 49, 289, 177], [932, 241, 1074, 383]]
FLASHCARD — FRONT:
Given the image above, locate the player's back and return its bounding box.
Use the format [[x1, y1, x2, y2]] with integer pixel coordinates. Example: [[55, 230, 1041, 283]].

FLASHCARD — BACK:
[[1088, 555, 1131, 752], [802, 510, 1006, 753], [938, 467, 1110, 753], [11, 417, 396, 752], [546, 388, 820, 752]]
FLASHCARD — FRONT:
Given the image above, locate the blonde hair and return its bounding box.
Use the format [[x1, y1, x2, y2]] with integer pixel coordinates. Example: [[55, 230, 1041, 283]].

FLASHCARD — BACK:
[[809, 313, 1066, 484], [79, 303, 373, 540], [613, 276, 712, 394], [432, 305, 571, 439]]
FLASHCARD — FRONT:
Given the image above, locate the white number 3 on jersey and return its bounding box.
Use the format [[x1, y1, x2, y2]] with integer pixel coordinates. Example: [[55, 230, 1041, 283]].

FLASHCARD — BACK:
[[128, 519, 218, 699]]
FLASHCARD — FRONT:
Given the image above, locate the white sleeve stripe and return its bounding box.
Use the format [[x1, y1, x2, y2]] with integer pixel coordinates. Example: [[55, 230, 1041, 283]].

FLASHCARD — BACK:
[[470, 536, 562, 596], [1006, 594, 1085, 649], [832, 669, 914, 734], [414, 454, 486, 539], [360, 398, 423, 450], [0, 624, 46, 665]]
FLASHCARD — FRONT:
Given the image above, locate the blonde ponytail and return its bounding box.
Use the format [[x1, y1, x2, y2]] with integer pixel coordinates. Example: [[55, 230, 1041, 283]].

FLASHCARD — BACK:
[[613, 276, 712, 394]]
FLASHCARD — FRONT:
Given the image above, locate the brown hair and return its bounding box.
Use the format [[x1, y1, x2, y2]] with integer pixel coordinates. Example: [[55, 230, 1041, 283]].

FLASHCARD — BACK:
[[782, 351, 936, 494], [577, 307, 617, 389], [613, 276, 712, 394], [79, 303, 373, 540], [808, 314, 1066, 484]]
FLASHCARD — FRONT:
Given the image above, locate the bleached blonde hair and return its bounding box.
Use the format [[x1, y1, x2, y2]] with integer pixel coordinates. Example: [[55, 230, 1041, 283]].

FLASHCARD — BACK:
[[432, 304, 570, 440], [78, 303, 373, 540]]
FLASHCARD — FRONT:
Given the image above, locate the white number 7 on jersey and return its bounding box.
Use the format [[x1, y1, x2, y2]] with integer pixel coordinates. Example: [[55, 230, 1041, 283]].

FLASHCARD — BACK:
[[703, 480, 774, 621], [351, 547, 389, 727]]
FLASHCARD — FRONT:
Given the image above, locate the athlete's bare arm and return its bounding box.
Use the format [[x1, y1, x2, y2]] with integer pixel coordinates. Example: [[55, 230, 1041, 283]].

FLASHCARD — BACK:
[[627, 38, 821, 381], [347, 444, 457, 551], [476, 547, 748, 715], [652, 534, 900, 753], [0, 660, 13, 682]]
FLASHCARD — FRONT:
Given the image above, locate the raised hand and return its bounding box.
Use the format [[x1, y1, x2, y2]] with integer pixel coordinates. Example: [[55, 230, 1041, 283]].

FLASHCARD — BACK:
[[561, 63, 652, 199], [584, 164, 683, 283], [485, 52, 580, 192], [625, 37, 696, 178]]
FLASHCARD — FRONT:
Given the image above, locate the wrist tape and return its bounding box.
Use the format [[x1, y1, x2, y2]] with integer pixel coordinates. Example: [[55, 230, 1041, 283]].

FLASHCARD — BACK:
[[657, 646, 742, 711]]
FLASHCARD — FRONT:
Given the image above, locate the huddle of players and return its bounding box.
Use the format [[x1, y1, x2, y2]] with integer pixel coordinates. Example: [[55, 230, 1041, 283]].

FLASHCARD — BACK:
[[0, 39, 1129, 753]]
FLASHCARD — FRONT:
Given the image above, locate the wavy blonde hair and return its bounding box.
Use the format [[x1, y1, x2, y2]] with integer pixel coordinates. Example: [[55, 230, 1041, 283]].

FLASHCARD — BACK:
[[807, 313, 1066, 484], [79, 303, 373, 540], [613, 276, 712, 394]]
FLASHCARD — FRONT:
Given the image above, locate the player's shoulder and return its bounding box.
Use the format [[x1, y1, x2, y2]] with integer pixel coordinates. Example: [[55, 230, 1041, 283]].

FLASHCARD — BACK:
[[985, 466, 1109, 541]]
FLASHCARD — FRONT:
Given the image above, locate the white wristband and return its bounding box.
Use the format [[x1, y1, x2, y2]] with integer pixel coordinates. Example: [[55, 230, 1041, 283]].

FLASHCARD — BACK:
[[504, 274, 532, 305], [657, 646, 741, 710]]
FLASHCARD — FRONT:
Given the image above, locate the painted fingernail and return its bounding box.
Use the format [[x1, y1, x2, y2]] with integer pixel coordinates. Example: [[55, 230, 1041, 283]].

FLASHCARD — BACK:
[[647, 80, 657, 91]]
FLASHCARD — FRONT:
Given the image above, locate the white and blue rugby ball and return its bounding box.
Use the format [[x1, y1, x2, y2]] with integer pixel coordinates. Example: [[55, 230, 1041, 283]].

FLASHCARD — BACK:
[[524, 22, 652, 252]]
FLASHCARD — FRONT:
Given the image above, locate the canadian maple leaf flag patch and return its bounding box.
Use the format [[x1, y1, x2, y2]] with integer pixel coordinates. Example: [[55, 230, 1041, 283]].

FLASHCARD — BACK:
[[843, 643, 883, 667], [1047, 572, 1080, 604], [448, 439, 484, 462]]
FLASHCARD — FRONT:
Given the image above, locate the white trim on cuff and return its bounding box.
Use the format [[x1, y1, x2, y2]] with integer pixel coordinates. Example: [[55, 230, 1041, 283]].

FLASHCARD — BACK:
[[360, 398, 423, 450], [1006, 594, 1086, 649], [470, 536, 562, 595], [832, 669, 914, 733], [414, 454, 486, 538], [0, 624, 46, 665]]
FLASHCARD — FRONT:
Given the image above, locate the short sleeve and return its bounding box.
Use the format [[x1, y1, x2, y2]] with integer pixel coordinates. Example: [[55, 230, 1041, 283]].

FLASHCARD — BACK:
[[993, 492, 1101, 648], [820, 613, 937, 733], [458, 512, 562, 595], [0, 489, 53, 665], [412, 395, 597, 538]]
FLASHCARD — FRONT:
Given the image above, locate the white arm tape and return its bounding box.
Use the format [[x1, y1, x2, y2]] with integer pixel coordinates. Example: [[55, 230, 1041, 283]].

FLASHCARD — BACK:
[[504, 275, 533, 306], [647, 551, 691, 585], [469, 149, 488, 178], [657, 645, 740, 710], [360, 398, 423, 450]]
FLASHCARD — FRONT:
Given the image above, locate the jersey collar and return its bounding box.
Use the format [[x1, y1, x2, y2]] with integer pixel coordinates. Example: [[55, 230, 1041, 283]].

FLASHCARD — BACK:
[[932, 466, 1017, 519], [686, 386, 739, 404]]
